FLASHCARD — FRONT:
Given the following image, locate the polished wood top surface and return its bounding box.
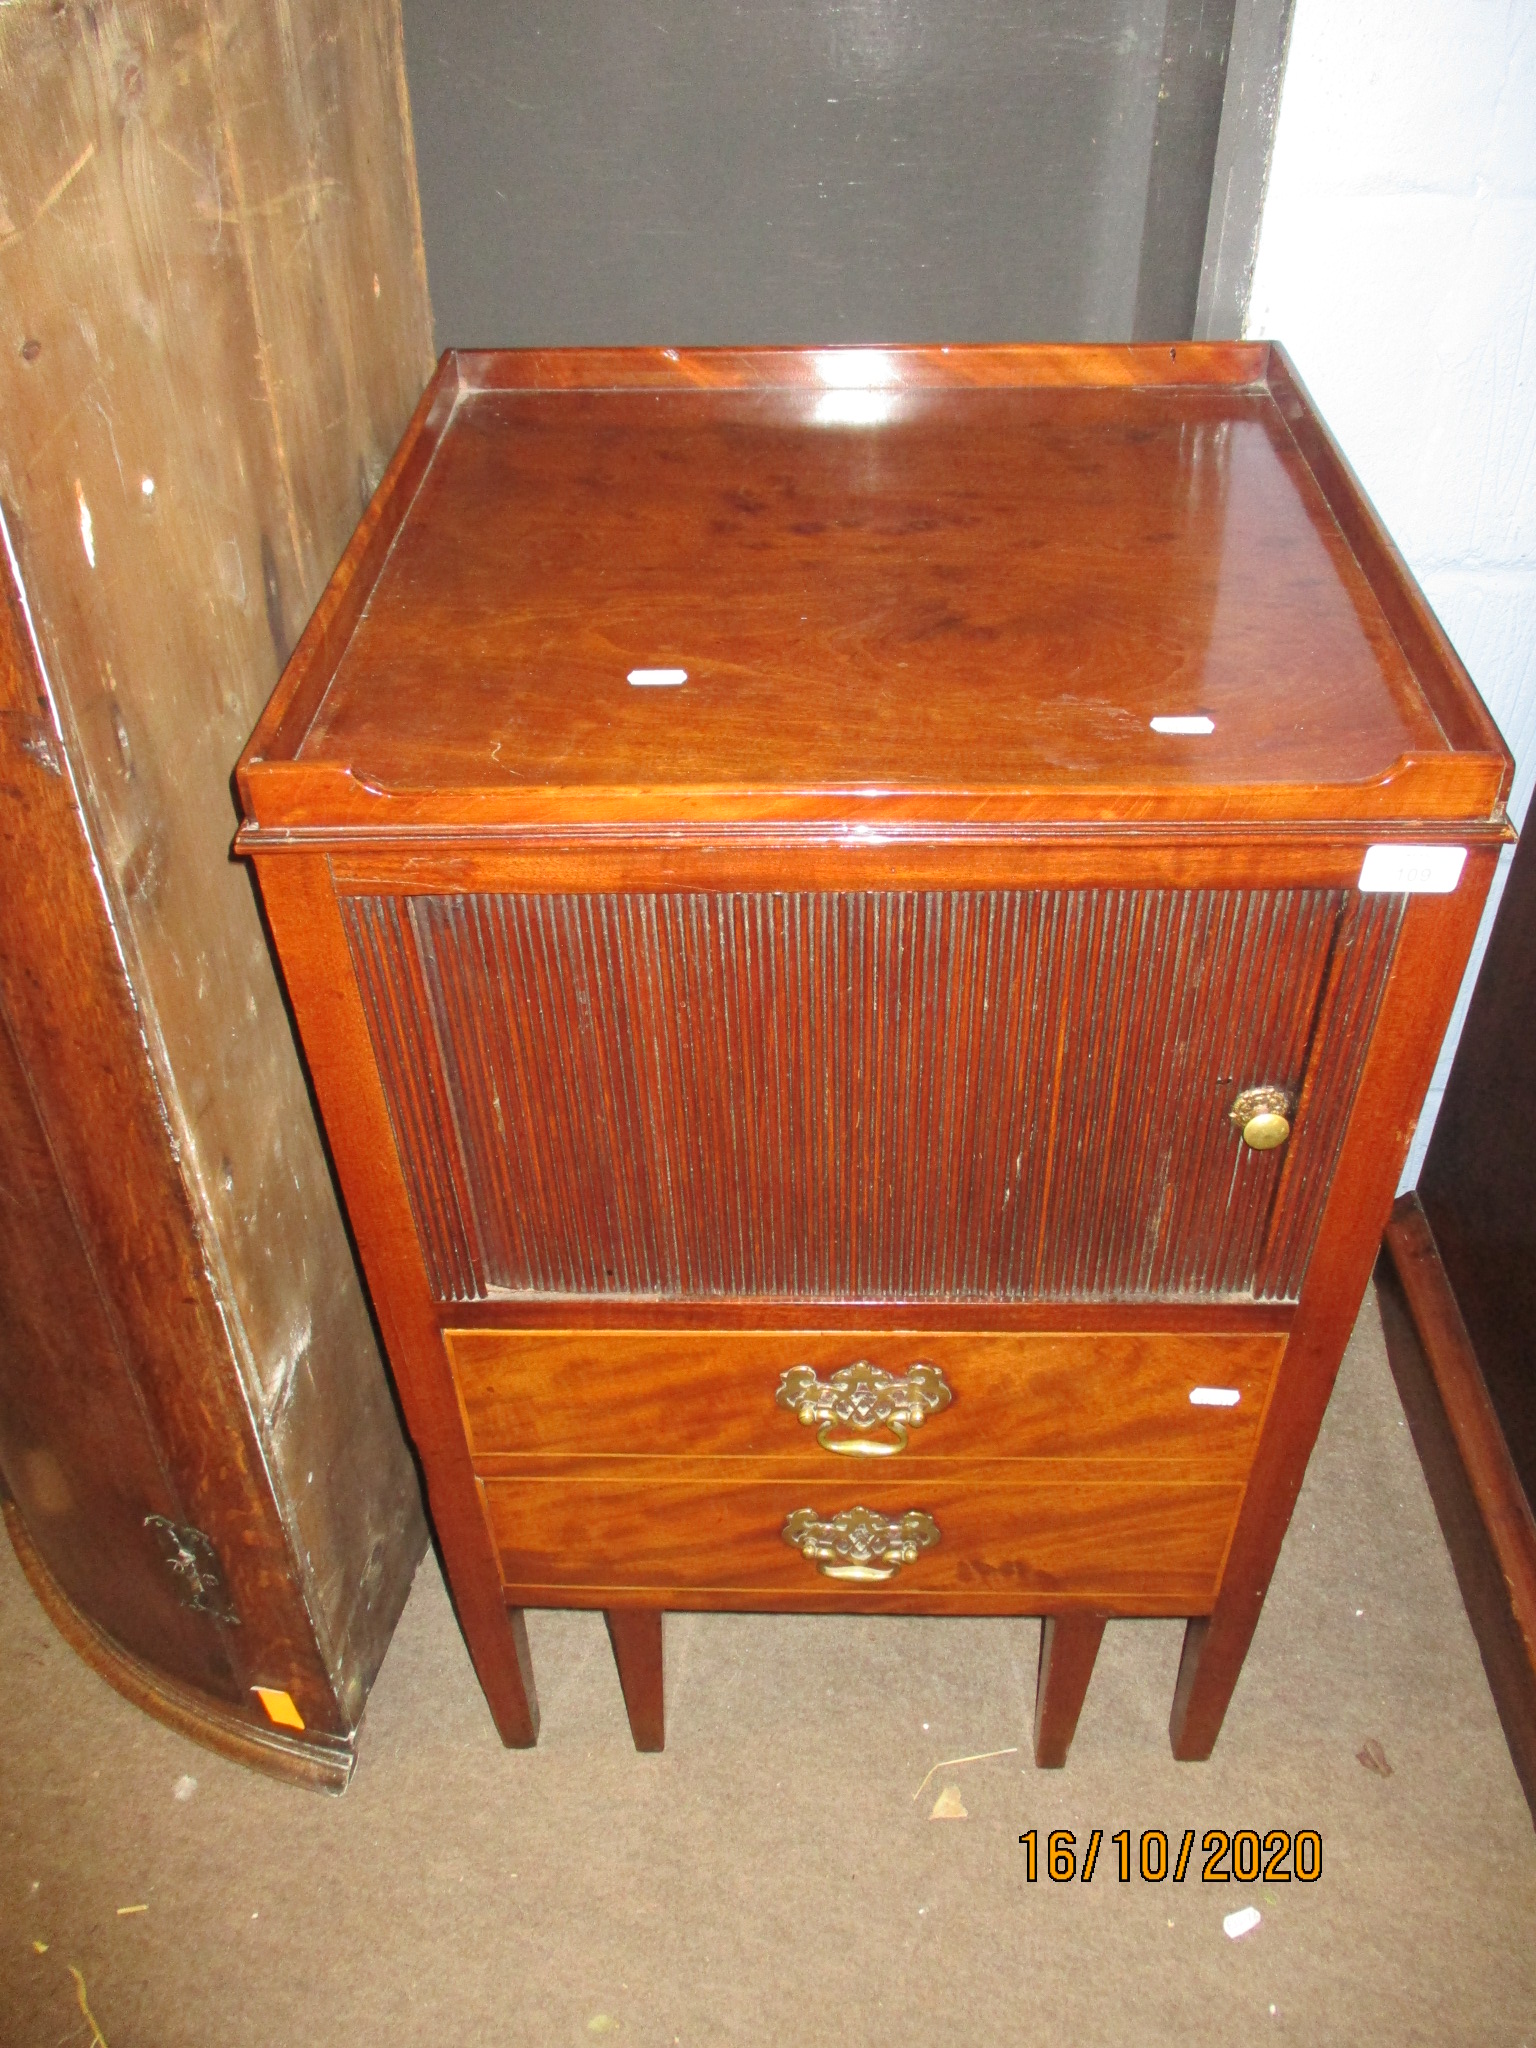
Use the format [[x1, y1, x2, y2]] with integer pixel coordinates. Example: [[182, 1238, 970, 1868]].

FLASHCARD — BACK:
[[316, 386, 1422, 782], [239, 346, 1511, 836]]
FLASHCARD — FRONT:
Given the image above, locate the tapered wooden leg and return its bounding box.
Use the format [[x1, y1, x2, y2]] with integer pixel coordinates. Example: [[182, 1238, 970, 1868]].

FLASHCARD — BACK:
[[475, 1605, 539, 1747], [606, 1608, 665, 1751], [1168, 1616, 1240, 1761], [1033, 1614, 1106, 1767]]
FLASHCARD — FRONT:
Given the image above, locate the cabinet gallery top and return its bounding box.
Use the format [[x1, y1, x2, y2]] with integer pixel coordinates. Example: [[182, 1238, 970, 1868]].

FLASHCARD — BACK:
[[237, 346, 1511, 840]]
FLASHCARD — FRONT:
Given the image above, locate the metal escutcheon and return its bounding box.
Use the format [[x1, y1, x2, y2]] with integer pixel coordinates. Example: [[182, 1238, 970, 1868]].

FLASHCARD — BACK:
[[1230, 1085, 1294, 1151]]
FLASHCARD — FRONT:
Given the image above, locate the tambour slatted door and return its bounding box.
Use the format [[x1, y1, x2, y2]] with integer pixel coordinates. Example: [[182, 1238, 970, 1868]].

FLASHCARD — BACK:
[[341, 886, 1404, 1306], [238, 345, 1512, 1765]]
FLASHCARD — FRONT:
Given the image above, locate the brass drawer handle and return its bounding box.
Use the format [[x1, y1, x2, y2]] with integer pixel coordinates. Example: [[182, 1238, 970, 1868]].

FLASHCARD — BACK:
[[775, 1360, 953, 1456], [1230, 1085, 1295, 1151], [782, 1505, 941, 1581]]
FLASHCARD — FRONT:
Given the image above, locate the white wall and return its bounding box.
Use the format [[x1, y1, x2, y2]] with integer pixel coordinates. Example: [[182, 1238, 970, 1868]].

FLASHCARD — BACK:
[[1246, 0, 1536, 1185]]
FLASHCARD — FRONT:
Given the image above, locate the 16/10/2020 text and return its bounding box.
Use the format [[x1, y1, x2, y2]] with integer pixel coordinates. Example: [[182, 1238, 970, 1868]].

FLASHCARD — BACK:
[[1017, 1829, 1322, 1883]]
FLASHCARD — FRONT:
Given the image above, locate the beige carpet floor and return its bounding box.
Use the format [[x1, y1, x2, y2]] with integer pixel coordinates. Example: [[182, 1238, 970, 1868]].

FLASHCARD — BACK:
[[3, 1290, 1534, 2048]]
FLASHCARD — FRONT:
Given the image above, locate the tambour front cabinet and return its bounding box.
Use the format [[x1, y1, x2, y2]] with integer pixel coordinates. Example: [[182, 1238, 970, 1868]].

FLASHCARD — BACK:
[[236, 345, 1512, 1762]]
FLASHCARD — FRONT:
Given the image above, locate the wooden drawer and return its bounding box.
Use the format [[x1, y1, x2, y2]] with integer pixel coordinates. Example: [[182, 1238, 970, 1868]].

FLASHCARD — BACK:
[[446, 1327, 1283, 1471], [479, 1471, 1241, 1612]]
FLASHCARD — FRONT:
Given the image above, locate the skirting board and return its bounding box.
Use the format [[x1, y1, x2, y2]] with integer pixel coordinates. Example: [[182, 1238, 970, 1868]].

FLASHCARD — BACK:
[[1376, 1194, 1536, 1828]]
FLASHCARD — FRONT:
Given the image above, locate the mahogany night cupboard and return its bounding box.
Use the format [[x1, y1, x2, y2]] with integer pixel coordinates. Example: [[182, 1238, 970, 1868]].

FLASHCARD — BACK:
[[236, 344, 1513, 1761]]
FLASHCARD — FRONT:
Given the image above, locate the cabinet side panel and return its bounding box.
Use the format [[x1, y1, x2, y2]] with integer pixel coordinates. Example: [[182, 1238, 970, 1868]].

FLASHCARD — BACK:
[[344, 885, 1395, 1305]]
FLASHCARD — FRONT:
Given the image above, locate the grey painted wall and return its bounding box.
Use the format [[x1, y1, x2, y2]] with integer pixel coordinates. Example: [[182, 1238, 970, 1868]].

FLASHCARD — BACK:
[[402, 0, 1249, 349]]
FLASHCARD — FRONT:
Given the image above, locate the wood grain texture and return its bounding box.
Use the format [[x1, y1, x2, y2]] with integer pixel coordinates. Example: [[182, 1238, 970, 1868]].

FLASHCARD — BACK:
[[235, 346, 1511, 835], [314, 384, 1396, 793], [0, 0, 432, 1752], [346, 885, 1400, 1306], [0, 566, 329, 1727], [480, 1472, 1240, 1611], [455, 344, 1273, 394], [323, 838, 1483, 901], [446, 1328, 1283, 1469], [0, 943, 236, 1698]]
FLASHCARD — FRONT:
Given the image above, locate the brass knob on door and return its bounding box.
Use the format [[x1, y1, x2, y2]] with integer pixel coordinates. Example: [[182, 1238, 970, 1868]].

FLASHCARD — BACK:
[[1230, 1086, 1294, 1151]]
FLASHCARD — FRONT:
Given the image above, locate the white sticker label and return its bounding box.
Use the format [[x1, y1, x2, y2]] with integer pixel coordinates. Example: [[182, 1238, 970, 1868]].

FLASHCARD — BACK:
[[1189, 1386, 1241, 1408], [1150, 715, 1214, 735], [1357, 844, 1466, 894], [627, 667, 688, 687]]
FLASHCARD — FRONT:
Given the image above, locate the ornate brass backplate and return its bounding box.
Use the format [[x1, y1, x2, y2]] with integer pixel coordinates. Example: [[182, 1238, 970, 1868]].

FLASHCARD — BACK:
[[1229, 1084, 1295, 1151], [781, 1504, 941, 1581], [775, 1360, 953, 1456]]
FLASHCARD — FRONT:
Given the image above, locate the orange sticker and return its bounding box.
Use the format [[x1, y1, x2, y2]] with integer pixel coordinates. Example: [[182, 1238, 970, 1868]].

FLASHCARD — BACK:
[[251, 1685, 306, 1731]]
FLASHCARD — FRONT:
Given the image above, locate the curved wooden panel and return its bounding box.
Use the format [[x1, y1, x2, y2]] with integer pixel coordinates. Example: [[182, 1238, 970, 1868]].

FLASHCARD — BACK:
[[3, 1501, 354, 1792]]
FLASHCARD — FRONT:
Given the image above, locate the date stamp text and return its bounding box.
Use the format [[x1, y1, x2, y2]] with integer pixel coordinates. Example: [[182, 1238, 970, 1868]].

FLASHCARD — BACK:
[[1016, 1828, 1321, 1883]]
